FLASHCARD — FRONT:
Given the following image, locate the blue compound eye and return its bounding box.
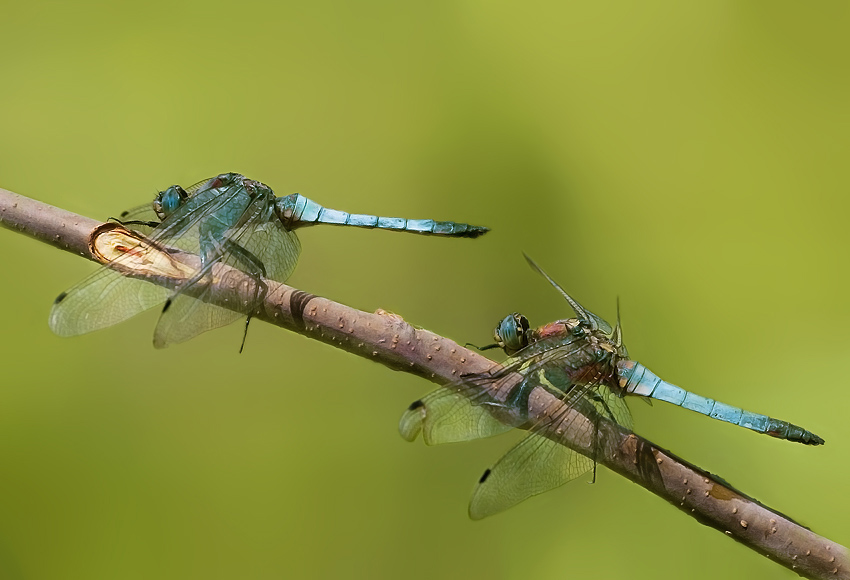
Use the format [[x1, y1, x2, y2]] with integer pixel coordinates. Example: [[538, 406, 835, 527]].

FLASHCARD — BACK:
[[494, 313, 530, 354], [160, 187, 182, 213], [153, 185, 188, 219]]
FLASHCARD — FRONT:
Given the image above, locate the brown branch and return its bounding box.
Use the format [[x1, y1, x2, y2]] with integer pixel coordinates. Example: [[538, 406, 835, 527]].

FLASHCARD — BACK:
[[1, 186, 846, 580]]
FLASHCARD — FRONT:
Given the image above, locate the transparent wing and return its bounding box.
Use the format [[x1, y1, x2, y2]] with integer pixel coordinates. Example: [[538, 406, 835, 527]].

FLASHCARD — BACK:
[[152, 291, 244, 348], [523, 254, 613, 334], [49, 266, 171, 336], [496, 331, 589, 375], [115, 175, 228, 238], [50, 180, 243, 333], [454, 332, 633, 517], [467, 380, 631, 519], [595, 383, 633, 431], [397, 334, 591, 445], [400, 331, 618, 443], [399, 386, 514, 445], [468, 432, 594, 520], [239, 217, 301, 284], [498, 347, 634, 440], [152, 210, 261, 347], [143, 183, 242, 251], [459, 332, 598, 404], [152, 192, 301, 347]]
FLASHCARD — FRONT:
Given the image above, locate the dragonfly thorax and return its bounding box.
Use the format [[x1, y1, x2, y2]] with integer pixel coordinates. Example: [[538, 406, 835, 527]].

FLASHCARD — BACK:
[[493, 312, 625, 389], [537, 318, 621, 363], [492, 312, 619, 361], [535, 318, 586, 341]]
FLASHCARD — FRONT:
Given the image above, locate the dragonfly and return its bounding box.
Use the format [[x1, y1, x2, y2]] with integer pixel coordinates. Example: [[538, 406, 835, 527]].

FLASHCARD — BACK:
[[400, 255, 823, 519], [49, 172, 488, 349]]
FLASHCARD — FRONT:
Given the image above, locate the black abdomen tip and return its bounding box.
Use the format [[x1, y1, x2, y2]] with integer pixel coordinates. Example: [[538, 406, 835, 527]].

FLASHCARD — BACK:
[[806, 433, 825, 446], [463, 226, 489, 239]]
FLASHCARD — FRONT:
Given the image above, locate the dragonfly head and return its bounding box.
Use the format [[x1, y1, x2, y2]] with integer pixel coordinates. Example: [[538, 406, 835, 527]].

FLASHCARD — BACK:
[[493, 313, 530, 355], [153, 185, 189, 220]]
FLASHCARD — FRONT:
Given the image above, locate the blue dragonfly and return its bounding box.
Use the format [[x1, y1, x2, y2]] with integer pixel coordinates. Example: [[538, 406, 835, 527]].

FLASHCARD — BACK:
[[400, 255, 823, 519], [49, 172, 488, 349]]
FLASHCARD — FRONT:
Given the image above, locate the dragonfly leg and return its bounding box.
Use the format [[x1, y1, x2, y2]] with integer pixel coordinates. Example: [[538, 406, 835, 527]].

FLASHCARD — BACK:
[[586, 390, 621, 485], [465, 341, 500, 351], [220, 239, 269, 353], [239, 316, 252, 354], [111, 217, 161, 229]]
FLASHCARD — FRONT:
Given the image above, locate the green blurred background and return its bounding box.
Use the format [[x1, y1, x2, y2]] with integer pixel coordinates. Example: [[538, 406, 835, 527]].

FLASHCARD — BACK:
[[1, 1, 847, 578]]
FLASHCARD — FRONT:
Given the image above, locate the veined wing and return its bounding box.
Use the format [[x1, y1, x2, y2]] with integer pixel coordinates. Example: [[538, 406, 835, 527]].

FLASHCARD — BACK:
[[469, 433, 594, 520], [469, 381, 630, 519], [141, 178, 250, 253], [523, 254, 614, 335], [49, 179, 264, 339], [49, 227, 192, 336], [399, 382, 515, 445], [49, 267, 171, 337], [400, 332, 594, 444], [151, 189, 300, 347], [116, 176, 233, 240], [401, 331, 633, 518]]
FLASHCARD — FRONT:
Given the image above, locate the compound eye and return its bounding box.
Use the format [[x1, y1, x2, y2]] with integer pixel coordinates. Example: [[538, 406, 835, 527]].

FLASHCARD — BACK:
[[162, 190, 181, 213], [494, 313, 529, 354], [154, 186, 186, 218]]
